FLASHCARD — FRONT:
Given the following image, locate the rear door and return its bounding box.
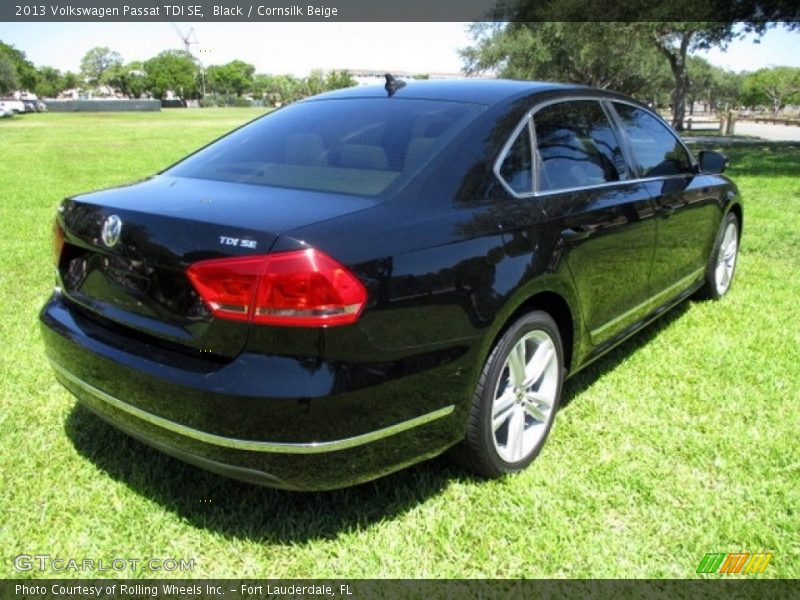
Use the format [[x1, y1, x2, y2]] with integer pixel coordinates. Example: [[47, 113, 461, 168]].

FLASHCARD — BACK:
[[529, 99, 657, 345]]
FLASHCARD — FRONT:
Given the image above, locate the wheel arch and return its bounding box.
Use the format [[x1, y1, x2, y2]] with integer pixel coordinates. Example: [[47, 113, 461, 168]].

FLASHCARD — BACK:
[[478, 285, 581, 383], [728, 202, 743, 237], [509, 292, 575, 374]]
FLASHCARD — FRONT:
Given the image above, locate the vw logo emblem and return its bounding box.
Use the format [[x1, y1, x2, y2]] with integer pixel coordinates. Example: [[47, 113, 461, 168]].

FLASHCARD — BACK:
[[101, 214, 123, 248]]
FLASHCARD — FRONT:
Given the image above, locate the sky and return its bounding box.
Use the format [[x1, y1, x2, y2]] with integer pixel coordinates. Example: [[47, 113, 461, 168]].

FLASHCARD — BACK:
[[0, 22, 798, 77]]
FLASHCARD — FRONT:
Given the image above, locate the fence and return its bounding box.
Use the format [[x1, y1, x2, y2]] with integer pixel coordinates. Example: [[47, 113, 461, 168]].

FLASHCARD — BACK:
[[46, 100, 162, 112]]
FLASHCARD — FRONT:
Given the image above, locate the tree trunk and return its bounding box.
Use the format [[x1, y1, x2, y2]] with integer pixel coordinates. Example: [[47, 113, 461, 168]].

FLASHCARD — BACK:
[[654, 31, 693, 132], [672, 70, 690, 130]]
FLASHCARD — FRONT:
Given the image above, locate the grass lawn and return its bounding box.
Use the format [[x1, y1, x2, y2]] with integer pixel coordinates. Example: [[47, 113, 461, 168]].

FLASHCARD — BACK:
[[0, 109, 798, 579]]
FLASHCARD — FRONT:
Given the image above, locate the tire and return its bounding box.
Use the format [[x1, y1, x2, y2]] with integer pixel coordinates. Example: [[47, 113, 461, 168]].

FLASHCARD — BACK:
[[460, 310, 564, 478], [697, 212, 740, 300]]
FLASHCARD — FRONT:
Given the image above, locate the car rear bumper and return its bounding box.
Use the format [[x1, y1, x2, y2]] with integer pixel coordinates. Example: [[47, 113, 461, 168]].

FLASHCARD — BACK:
[[40, 293, 467, 490]]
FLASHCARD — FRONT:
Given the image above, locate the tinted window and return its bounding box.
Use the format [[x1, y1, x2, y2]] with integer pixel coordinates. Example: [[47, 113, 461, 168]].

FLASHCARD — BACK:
[[613, 103, 692, 177], [168, 99, 482, 197], [533, 101, 627, 192], [498, 122, 533, 194]]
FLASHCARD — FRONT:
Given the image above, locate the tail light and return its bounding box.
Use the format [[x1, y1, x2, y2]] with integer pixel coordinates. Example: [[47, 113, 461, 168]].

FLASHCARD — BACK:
[[186, 249, 367, 327], [53, 220, 65, 266]]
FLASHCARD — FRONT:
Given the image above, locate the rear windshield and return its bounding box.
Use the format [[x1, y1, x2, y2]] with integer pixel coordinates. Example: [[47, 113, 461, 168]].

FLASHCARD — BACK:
[[167, 98, 483, 197]]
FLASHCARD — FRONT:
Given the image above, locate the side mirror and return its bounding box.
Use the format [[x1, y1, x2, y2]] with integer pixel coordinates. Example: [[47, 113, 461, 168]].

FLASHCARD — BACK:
[[698, 150, 728, 174]]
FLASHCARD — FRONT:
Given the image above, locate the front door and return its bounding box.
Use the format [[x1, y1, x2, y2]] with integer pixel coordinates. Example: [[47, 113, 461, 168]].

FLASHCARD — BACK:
[[611, 102, 721, 297]]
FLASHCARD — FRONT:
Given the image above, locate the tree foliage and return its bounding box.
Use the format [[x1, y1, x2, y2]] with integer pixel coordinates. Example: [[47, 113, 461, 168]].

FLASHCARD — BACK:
[[62, 71, 80, 91], [0, 54, 18, 94], [0, 41, 38, 91], [144, 50, 199, 99], [686, 56, 742, 113], [33, 66, 65, 98], [462, 22, 670, 96], [80, 46, 123, 86], [636, 22, 741, 129], [256, 73, 306, 105], [741, 66, 800, 116], [207, 60, 255, 96], [105, 62, 148, 98], [324, 70, 357, 91], [468, 0, 799, 129]]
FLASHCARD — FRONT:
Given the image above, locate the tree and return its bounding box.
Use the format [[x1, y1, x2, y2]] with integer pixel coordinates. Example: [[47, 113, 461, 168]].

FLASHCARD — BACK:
[[206, 60, 255, 96], [686, 56, 741, 114], [34, 66, 65, 98], [324, 70, 357, 91], [462, 23, 671, 98], [0, 41, 38, 91], [144, 50, 199, 99], [636, 22, 741, 130], [0, 54, 18, 94], [741, 67, 800, 117], [304, 69, 326, 96], [268, 74, 305, 105], [126, 62, 148, 99], [62, 71, 80, 91], [104, 62, 147, 98], [80, 47, 123, 86], [251, 73, 272, 99], [470, 1, 799, 130]]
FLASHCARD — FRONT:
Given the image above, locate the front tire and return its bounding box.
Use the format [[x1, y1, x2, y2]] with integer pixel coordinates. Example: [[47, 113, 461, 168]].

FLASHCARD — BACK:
[[461, 311, 564, 478], [698, 212, 740, 300]]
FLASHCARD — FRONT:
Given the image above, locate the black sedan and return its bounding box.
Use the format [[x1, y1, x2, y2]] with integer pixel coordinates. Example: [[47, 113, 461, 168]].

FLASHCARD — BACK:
[[41, 79, 741, 490]]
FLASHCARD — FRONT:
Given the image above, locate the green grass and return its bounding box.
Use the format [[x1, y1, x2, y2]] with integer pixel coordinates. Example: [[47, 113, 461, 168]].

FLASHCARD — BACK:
[[1, 110, 798, 579]]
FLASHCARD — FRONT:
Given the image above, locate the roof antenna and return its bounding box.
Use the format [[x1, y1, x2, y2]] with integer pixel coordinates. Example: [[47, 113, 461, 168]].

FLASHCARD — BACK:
[[384, 73, 406, 97]]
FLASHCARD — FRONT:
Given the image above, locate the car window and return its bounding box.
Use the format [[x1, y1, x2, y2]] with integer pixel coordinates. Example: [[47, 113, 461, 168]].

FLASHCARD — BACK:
[[533, 100, 628, 193], [497, 122, 533, 195], [612, 103, 693, 178], [167, 99, 483, 197]]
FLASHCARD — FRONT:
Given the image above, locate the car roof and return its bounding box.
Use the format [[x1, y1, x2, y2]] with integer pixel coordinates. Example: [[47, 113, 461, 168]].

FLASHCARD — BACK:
[[306, 79, 588, 107]]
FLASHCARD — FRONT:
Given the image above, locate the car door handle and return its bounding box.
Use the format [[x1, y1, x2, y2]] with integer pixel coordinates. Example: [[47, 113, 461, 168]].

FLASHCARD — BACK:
[[657, 204, 677, 217], [561, 226, 595, 242]]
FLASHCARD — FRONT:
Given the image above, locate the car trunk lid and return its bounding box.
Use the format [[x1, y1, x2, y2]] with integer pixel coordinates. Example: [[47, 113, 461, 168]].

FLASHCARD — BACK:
[[55, 175, 373, 358]]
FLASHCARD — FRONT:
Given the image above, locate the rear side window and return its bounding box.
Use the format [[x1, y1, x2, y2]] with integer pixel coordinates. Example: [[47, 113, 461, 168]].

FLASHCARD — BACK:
[[167, 99, 482, 197], [497, 122, 533, 195], [533, 100, 628, 193], [612, 103, 693, 177]]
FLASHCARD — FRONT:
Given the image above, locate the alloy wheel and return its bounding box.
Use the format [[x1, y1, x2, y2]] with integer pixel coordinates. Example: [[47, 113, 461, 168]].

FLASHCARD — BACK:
[[491, 330, 559, 463]]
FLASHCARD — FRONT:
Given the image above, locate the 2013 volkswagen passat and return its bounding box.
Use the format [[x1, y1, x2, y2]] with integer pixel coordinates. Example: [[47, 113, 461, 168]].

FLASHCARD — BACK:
[[40, 79, 741, 490]]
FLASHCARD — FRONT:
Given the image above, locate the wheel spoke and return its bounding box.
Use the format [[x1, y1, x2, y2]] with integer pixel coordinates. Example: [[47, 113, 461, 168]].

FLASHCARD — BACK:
[[722, 227, 733, 247], [723, 241, 737, 261], [492, 390, 516, 432], [715, 261, 727, 286], [506, 406, 525, 461], [523, 391, 550, 422], [507, 341, 527, 387], [523, 339, 554, 388]]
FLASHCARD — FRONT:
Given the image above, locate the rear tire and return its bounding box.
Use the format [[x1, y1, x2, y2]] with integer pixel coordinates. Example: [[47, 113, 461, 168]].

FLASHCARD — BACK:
[[697, 212, 739, 300], [460, 311, 564, 478]]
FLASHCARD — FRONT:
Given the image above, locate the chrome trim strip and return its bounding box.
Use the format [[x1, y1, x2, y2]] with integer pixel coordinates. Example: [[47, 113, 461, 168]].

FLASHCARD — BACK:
[[49, 361, 455, 454], [491, 94, 698, 200], [492, 114, 537, 199], [531, 173, 693, 198]]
